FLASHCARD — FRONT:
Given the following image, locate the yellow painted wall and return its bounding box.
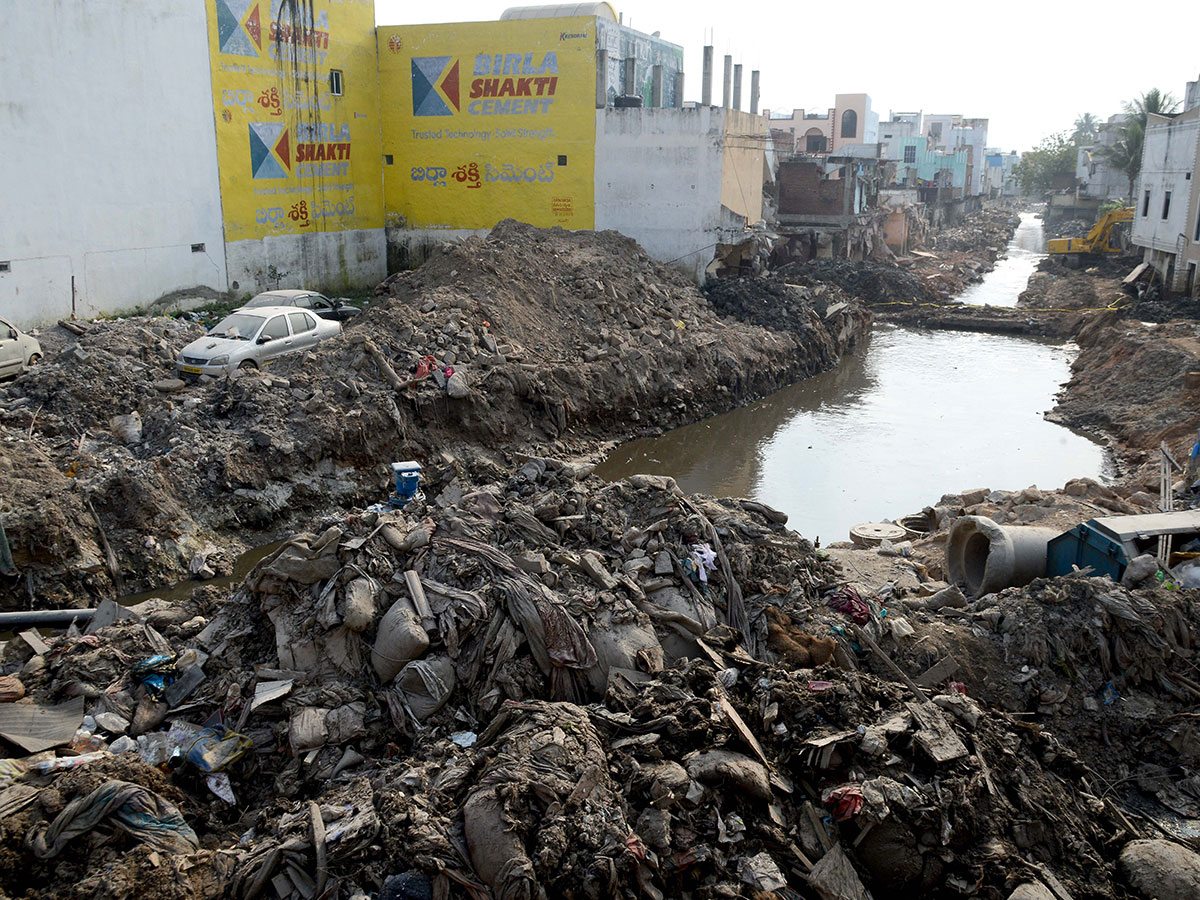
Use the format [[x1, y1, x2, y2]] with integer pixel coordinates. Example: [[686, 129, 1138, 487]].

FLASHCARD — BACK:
[[204, 0, 383, 241], [377, 18, 597, 231], [722, 109, 766, 224]]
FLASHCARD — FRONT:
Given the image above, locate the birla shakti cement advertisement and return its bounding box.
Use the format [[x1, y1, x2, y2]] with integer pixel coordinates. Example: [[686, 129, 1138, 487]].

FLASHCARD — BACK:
[[377, 18, 596, 231], [204, 0, 383, 241]]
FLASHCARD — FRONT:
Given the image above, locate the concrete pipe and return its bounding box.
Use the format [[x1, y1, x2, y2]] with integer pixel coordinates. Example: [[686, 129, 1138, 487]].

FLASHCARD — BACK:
[[946, 516, 1058, 597]]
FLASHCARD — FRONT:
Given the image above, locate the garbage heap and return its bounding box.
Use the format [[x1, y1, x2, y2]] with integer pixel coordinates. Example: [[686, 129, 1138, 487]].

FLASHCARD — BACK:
[[4, 461, 1200, 900], [0, 220, 871, 608]]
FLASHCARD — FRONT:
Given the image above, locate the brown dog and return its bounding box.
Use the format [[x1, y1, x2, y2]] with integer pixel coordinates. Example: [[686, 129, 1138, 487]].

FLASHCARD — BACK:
[[764, 606, 836, 668]]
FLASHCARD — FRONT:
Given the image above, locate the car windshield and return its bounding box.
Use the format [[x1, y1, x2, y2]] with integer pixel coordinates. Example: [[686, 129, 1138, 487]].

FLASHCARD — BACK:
[[242, 293, 288, 308], [208, 313, 265, 340]]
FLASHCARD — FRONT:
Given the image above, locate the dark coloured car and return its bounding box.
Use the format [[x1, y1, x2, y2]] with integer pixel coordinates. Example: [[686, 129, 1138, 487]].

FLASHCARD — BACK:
[[239, 289, 361, 323]]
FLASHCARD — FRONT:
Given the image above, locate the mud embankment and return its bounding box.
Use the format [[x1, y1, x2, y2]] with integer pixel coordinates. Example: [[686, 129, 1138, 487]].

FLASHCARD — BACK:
[[0, 222, 871, 607]]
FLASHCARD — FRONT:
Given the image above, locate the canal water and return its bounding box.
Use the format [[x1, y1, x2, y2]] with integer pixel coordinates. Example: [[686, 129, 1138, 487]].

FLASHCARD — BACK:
[[595, 215, 1113, 544], [958, 211, 1046, 308]]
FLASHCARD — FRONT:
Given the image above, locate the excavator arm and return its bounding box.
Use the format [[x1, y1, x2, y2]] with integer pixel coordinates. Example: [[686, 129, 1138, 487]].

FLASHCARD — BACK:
[[1047, 206, 1134, 255]]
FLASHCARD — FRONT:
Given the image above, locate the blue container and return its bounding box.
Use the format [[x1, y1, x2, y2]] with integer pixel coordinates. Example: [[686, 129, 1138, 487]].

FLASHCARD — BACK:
[[1046, 522, 1127, 581], [1046, 511, 1200, 582]]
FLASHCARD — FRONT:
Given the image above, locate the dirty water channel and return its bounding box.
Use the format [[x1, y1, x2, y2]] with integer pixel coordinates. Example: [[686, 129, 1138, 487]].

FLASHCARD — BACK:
[[596, 326, 1115, 546], [958, 210, 1046, 308]]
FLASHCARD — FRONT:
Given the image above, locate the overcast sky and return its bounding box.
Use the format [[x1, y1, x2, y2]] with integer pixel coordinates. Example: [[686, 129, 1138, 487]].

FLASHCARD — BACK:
[[374, 0, 1199, 150]]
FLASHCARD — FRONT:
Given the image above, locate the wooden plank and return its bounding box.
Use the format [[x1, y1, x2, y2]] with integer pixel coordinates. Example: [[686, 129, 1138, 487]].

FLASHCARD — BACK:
[[804, 801, 833, 852], [915, 654, 959, 689], [715, 684, 770, 769], [854, 626, 928, 702]]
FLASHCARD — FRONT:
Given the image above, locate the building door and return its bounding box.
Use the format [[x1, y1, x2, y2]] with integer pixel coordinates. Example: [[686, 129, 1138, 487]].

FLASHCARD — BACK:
[[1188, 262, 1197, 299]]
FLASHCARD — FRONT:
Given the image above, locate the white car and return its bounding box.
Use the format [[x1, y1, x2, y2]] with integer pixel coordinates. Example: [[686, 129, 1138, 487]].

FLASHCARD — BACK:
[[176, 306, 341, 377], [0, 317, 42, 379]]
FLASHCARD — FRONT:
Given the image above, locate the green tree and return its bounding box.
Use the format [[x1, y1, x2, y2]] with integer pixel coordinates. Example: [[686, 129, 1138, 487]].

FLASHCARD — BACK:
[[1098, 88, 1182, 199], [1072, 113, 1100, 144], [1014, 132, 1077, 195]]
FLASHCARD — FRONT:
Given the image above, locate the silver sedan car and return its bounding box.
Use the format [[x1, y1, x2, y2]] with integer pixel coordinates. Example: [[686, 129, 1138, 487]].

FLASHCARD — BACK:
[[0, 317, 42, 379], [176, 306, 341, 377]]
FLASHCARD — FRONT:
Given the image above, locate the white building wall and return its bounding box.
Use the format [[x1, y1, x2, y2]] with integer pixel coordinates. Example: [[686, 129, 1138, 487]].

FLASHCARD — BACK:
[[0, 0, 228, 327], [224, 231, 388, 296], [1133, 114, 1200, 256], [878, 120, 918, 161], [952, 126, 988, 196], [595, 107, 732, 283]]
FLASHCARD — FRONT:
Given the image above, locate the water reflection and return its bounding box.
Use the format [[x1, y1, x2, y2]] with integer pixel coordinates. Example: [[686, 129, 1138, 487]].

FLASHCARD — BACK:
[[596, 326, 1113, 544], [958, 212, 1047, 308]]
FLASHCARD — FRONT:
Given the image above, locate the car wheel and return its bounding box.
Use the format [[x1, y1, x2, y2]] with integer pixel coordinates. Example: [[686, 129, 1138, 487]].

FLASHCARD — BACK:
[[26, 354, 41, 366], [238, 360, 258, 370]]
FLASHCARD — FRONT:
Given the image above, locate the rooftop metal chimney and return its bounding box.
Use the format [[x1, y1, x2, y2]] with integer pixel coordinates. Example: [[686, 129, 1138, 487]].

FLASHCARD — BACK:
[[701, 45, 713, 106]]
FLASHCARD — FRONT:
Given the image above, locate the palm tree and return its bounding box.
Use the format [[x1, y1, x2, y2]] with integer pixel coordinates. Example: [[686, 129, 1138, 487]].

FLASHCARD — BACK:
[[1072, 113, 1100, 144], [1098, 89, 1182, 200], [1124, 88, 1181, 123]]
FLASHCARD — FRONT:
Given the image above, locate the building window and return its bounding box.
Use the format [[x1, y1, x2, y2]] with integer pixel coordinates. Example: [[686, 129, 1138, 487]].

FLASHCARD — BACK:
[[557, 155, 567, 166], [329, 69, 344, 96], [0, 261, 9, 273], [384, 154, 393, 165], [930, 122, 942, 140], [805, 129, 825, 153], [903, 145, 917, 164], [840, 109, 857, 139], [1142, 190, 1151, 216], [1163, 190, 1172, 220], [1195, 205, 1200, 241], [191, 243, 205, 253]]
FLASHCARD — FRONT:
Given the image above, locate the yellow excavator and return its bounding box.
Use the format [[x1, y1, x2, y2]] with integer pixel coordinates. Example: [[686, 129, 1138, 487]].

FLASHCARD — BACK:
[[1047, 206, 1134, 265]]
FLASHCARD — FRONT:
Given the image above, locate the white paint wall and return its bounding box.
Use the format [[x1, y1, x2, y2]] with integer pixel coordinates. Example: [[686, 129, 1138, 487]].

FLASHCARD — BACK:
[[225, 230, 387, 296], [0, 1, 228, 327], [594, 107, 732, 283], [1133, 112, 1200, 256]]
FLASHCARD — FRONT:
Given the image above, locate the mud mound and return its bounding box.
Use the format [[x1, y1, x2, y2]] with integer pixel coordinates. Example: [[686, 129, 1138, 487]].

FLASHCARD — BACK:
[[927, 208, 1018, 253], [1050, 315, 1200, 455], [781, 258, 937, 304], [0, 222, 869, 606], [703, 272, 873, 349]]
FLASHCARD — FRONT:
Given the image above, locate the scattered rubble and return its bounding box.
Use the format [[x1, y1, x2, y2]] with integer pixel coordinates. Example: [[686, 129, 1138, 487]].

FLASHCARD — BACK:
[[3, 459, 1199, 899], [6, 207, 1200, 900], [0, 221, 869, 607]]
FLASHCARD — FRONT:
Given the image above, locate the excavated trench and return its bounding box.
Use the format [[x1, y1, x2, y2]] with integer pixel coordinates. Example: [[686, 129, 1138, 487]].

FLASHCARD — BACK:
[[597, 214, 1118, 541]]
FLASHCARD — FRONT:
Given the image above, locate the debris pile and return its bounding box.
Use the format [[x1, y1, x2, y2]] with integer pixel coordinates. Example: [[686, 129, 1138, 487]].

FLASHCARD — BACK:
[[926, 209, 1018, 255], [0, 221, 870, 607], [1044, 218, 1092, 239], [4, 460, 1200, 899], [778, 259, 938, 304], [703, 273, 874, 347]]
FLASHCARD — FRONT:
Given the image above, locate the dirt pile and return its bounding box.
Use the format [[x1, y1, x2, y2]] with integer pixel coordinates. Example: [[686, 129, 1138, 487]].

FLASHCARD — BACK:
[[0, 222, 869, 607], [3, 460, 1199, 899], [926, 209, 1018, 255], [1047, 314, 1200, 463], [771, 209, 1022, 310], [703, 272, 874, 345], [1044, 218, 1092, 239], [776, 259, 937, 305]]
